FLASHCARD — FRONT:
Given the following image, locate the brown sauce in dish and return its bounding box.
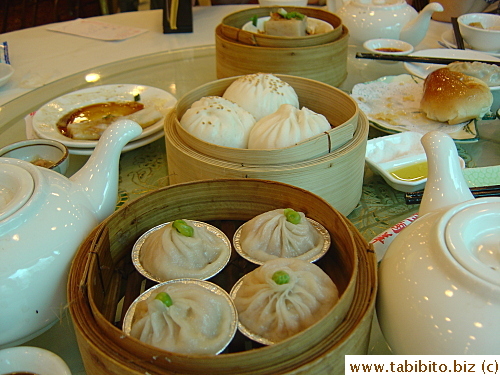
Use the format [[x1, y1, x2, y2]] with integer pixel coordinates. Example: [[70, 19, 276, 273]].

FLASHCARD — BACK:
[[375, 47, 404, 53], [56, 101, 144, 138], [2, 372, 40, 375]]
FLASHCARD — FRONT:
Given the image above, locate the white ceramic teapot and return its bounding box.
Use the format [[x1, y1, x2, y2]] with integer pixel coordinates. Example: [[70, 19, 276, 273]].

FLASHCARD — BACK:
[[328, 0, 444, 46], [0, 119, 142, 348], [377, 131, 500, 354]]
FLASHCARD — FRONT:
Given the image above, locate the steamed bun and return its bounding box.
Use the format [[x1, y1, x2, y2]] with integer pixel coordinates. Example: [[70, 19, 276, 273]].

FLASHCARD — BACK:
[[180, 96, 255, 148], [248, 104, 331, 149], [223, 73, 299, 121]]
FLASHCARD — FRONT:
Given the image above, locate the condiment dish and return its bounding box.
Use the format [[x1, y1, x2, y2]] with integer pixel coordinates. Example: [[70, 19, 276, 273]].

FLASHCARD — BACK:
[[0, 62, 14, 88], [365, 132, 465, 192], [458, 13, 500, 53], [0, 139, 70, 175], [0, 346, 71, 375], [363, 38, 414, 56]]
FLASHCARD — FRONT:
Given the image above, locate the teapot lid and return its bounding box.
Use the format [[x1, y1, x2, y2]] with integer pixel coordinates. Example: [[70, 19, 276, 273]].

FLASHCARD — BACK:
[[445, 199, 500, 287], [0, 164, 34, 221]]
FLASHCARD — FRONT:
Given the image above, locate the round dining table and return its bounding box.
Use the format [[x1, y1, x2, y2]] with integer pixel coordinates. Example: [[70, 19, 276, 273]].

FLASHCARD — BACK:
[[0, 5, 499, 374]]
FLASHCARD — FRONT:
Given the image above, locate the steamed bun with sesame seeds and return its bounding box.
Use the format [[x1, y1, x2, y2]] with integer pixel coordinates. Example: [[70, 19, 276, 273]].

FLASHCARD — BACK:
[[180, 96, 256, 148], [222, 73, 299, 121]]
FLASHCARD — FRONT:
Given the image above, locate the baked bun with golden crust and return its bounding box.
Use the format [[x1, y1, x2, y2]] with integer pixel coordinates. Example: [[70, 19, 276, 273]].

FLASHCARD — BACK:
[[420, 67, 493, 125]]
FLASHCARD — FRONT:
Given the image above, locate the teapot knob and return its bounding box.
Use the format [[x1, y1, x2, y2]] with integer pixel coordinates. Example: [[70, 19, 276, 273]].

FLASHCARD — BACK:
[[419, 131, 473, 217]]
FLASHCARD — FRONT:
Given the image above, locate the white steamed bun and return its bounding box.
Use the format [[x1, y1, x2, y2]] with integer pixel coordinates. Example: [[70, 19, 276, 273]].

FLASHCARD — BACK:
[[180, 96, 255, 148], [222, 73, 299, 121], [248, 104, 331, 149]]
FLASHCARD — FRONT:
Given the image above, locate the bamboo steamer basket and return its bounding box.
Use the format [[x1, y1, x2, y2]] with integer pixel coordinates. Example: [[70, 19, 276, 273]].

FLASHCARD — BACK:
[[215, 24, 349, 87], [68, 179, 377, 374], [166, 74, 367, 216], [220, 6, 343, 48], [173, 74, 359, 165]]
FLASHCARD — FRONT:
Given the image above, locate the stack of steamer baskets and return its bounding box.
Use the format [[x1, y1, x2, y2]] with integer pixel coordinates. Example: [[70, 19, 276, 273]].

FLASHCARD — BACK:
[[215, 6, 348, 87], [68, 179, 377, 374], [164, 74, 368, 216]]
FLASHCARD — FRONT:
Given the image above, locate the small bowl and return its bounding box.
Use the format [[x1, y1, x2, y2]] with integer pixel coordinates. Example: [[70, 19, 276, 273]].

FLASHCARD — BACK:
[[132, 220, 231, 282], [363, 38, 414, 56], [365, 132, 465, 193], [0, 346, 71, 375], [122, 278, 238, 355], [458, 13, 500, 53], [0, 139, 69, 175], [0, 63, 14, 88]]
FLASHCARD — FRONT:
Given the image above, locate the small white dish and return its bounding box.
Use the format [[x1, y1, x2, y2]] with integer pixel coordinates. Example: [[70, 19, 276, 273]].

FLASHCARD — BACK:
[[363, 38, 414, 56], [365, 132, 465, 193], [32, 84, 176, 149], [0, 63, 14, 88], [403, 48, 500, 85], [0, 139, 69, 175], [242, 16, 333, 35], [0, 346, 71, 375]]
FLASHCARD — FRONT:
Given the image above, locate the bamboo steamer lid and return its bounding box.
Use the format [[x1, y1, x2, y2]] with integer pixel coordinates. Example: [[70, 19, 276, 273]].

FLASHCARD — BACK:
[[215, 24, 349, 87], [220, 6, 343, 48], [67, 179, 377, 374], [173, 74, 359, 165]]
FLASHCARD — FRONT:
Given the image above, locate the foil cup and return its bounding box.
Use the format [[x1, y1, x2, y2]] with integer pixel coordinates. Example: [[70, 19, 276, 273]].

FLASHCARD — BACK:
[[132, 220, 231, 283], [123, 278, 238, 355]]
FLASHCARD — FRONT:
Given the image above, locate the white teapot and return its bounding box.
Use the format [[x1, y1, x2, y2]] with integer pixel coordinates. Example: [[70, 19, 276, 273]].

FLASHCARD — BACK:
[[0, 120, 142, 348], [328, 0, 444, 46], [377, 131, 500, 354]]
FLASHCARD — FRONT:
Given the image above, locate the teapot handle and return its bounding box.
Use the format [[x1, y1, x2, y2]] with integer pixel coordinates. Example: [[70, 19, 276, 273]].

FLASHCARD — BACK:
[[419, 131, 474, 217]]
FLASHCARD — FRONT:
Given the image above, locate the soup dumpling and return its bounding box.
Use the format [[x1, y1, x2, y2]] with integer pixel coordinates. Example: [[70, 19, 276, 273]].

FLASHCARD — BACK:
[[139, 219, 230, 281], [130, 281, 236, 355], [238, 208, 325, 263], [233, 258, 339, 343]]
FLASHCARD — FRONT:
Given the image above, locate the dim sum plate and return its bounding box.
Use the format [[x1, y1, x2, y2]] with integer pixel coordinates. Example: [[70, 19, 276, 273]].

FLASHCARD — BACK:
[[351, 74, 479, 143], [131, 221, 232, 283], [232, 217, 330, 265], [31, 84, 177, 149]]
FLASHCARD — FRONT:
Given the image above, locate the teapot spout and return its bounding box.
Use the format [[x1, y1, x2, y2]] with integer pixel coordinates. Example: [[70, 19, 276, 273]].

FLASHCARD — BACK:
[[419, 131, 473, 217], [70, 119, 143, 221], [399, 2, 443, 46]]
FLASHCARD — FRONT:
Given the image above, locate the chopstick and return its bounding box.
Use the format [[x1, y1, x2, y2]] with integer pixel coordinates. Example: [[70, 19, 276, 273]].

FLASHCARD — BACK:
[[405, 184, 500, 205], [355, 52, 500, 66], [451, 17, 465, 50]]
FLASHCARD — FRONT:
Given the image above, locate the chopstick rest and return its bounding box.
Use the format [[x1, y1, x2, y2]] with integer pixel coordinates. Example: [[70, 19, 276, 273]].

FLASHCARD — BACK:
[[405, 184, 500, 204], [355, 52, 500, 66]]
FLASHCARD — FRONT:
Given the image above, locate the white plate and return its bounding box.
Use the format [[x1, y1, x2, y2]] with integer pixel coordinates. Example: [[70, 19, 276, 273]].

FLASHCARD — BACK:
[[32, 84, 176, 148], [0, 62, 14, 87], [403, 48, 500, 86], [351, 74, 478, 142], [441, 29, 500, 58], [242, 16, 333, 35], [67, 129, 164, 155]]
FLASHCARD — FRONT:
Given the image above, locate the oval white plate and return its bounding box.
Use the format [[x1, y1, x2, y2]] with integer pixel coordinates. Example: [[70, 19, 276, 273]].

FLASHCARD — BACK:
[[403, 48, 500, 90], [32, 84, 176, 148], [441, 29, 500, 58], [242, 16, 333, 35], [351, 74, 478, 142]]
